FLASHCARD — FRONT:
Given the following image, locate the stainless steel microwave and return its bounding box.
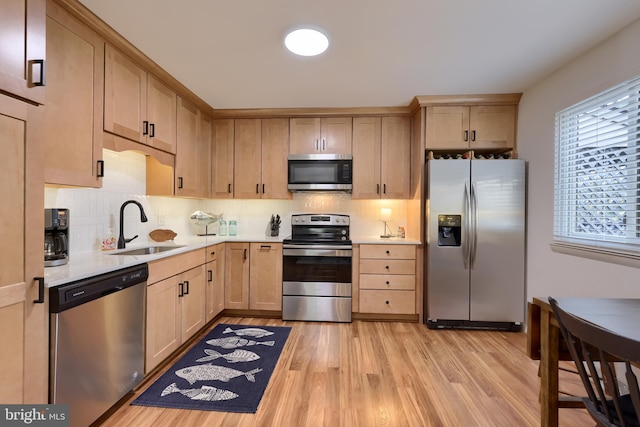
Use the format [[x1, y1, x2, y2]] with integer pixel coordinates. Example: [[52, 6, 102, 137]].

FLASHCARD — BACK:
[[287, 154, 353, 192]]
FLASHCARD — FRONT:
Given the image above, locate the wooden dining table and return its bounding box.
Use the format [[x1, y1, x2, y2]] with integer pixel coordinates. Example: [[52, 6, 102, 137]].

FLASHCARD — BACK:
[[527, 296, 640, 427]]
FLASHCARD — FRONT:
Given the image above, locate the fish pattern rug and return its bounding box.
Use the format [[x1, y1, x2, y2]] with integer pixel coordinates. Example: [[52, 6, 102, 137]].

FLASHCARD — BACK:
[[132, 323, 291, 413]]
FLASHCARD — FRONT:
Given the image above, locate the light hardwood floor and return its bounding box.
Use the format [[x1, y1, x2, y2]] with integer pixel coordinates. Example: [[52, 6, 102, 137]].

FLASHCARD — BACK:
[[101, 317, 592, 427]]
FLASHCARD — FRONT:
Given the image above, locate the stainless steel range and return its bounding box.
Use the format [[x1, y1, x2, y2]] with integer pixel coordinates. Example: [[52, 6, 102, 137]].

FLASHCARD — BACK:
[[282, 214, 352, 322]]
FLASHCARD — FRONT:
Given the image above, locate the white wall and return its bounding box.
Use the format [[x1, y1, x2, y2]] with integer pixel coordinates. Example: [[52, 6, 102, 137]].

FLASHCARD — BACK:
[[518, 18, 640, 300]]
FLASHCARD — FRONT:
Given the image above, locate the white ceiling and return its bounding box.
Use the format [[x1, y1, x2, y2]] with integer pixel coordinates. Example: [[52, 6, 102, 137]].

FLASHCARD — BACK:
[[78, 0, 640, 110]]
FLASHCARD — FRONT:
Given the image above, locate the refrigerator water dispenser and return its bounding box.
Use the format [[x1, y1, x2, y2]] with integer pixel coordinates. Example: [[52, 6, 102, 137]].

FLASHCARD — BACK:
[[437, 215, 461, 246]]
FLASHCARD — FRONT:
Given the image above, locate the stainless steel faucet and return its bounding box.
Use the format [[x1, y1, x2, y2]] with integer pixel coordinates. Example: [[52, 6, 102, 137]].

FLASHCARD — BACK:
[[117, 200, 149, 249]]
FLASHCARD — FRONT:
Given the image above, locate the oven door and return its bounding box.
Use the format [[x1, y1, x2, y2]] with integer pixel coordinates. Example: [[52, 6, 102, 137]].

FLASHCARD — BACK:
[[282, 246, 352, 286]]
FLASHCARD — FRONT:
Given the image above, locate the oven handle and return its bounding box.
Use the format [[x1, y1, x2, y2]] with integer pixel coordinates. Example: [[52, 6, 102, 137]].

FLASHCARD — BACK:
[[283, 244, 352, 250], [283, 248, 352, 257]]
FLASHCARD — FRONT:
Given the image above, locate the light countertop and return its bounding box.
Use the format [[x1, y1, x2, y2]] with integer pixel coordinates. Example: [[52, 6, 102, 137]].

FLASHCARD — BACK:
[[45, 234, 421, 288]]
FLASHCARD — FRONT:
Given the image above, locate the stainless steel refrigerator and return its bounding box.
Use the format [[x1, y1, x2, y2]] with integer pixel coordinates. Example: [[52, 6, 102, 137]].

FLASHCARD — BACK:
[[425, 158, 525, 330]]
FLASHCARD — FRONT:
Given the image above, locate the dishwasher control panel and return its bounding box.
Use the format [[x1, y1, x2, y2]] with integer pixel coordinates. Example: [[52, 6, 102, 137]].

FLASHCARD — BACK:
[[49, 264, 148, 313]]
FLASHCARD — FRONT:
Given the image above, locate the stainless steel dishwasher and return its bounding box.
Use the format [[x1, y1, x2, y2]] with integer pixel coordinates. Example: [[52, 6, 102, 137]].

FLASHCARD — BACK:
[[49, 264, 148, 427]]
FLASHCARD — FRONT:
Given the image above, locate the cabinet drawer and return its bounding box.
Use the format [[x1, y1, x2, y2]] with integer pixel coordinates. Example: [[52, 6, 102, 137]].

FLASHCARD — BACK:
[[360, 259, 415, 275], [148, 249, 205, 284], [359, 290, 416, 314], [205, 244, 221, 263], [359, 274, 415, 290], [360, 244, 415, 260]]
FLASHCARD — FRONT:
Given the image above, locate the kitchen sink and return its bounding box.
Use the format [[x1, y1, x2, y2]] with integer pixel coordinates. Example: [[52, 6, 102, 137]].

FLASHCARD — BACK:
[[108, 245, 185, 256]]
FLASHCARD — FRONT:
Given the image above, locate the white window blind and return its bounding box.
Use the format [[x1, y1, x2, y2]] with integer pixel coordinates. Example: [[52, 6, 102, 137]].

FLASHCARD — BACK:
[[554, 76, 640, 254]]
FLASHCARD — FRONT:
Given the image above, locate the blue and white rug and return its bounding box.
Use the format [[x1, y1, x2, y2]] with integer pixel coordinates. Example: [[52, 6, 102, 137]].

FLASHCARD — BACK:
[[132, 323, 291, 413]]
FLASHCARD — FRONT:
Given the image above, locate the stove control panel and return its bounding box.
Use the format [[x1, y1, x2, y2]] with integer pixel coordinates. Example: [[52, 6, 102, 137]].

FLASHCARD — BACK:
[[291, 214, 350, 226]]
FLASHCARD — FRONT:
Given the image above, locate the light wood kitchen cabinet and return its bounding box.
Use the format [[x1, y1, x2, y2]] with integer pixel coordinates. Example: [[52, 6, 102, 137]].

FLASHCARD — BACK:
[[145, 275, 181, 373], [175, 97, 210, 198], [205, 244, 225, 322], [289, 117, 352, 154], [224, 242, 283, 311], [145, 249, 206, 373], [249, 243, 282, 310], [352, 116, 411, 199], [0, 94, 45, 403], [44, 1, 104, 187], [0, 0, 46, 104], [426, 105, 516, 150], [359, 244, 416, 315], [104, 44, 177, 154], [180, 265, 207, 341], [224, 242, 250, 309], [212, 119, 235, 199], [234, 118, 289, 199]]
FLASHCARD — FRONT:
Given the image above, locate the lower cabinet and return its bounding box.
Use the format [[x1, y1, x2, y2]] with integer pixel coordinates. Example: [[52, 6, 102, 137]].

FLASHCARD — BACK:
[[205, 243, 225, 322], [224, 242, 250, 309], [359, 244, 417, 315], [249, 243, 282, 311], [145, 250, 206, 373], [225, 242, 282, 311]]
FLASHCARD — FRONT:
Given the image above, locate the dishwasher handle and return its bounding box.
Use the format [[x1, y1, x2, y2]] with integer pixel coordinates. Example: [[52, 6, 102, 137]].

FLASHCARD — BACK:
[[101, 286, 124, 297]]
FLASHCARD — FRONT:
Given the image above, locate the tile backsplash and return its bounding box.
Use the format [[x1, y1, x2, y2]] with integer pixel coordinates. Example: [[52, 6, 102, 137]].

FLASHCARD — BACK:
[[45, 150, 409, 255]]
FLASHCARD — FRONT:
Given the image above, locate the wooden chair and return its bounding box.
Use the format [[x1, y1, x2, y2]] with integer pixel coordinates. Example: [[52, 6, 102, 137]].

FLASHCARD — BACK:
[[549, 297, 640, 426]]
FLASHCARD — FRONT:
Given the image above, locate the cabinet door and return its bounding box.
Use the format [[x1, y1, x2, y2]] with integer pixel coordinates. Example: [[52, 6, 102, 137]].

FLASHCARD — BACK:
[[249, 243, 282, 311], [205, 244, 225, 322], [381, 116, 411, 198], [425, 106, 470, 149], [211, 119, 234, 198], [196, 111, 212, 198], [352, 117, 381, 199], [147, 75, 177, 153], [261, 118, 290, 199], [234, 119, 262, 198], [0, 97, 26, 402], [0, 95, 45, 403], [289, 117, 320, 154], [145, 276, 181, 373], [470, 105, 516, 149], [224, 242, 249, 309], [45, 3, 104, 187], [181, 265, 206, 342], [175, 96, 198, 197], [0, 0, 45, 104], [104, 44, 147, 143], [320, 117, 352, 154]]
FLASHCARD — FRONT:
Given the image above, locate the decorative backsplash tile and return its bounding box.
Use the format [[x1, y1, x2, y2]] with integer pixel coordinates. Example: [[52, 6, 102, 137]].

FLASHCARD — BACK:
[[45, 150, 409, 254]]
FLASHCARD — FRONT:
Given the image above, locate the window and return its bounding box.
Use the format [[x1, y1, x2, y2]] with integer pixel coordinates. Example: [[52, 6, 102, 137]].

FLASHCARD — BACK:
[[554, 76, 640, 255]]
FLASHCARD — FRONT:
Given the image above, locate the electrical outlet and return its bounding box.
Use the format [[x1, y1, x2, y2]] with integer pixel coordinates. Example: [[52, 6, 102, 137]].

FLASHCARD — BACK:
[[158, 215, 165, 226]]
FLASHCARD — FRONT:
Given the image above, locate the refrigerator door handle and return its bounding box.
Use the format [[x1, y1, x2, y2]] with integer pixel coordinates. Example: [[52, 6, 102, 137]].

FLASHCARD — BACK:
[[471, 181, 479, 269], [464, 182, 471, 269]]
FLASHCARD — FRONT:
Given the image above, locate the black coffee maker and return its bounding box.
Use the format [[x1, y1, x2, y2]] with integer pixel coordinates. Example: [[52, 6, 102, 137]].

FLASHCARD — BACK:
[[45, 208, 69, 267]]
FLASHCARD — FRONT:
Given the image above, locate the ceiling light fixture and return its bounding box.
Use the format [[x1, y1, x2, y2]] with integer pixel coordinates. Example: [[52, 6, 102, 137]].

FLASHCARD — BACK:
[[285, 28, 329, 56]]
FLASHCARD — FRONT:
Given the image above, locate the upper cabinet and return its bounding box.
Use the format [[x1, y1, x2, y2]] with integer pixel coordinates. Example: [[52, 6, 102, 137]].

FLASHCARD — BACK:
[[0, 0, 46, 104], [211, 119, 235, 199], [289, 117, 352, 154], [352, 116, 411, 199], [234, 118, 289, 199], [104, 45, 177, 154], [174, 97, 210, 198], [425, 105, 516, 150], [44, 1, 104, 187]]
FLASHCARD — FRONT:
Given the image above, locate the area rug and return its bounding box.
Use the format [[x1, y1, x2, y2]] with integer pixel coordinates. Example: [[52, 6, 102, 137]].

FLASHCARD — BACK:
[[132, 323, 291, 413]]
